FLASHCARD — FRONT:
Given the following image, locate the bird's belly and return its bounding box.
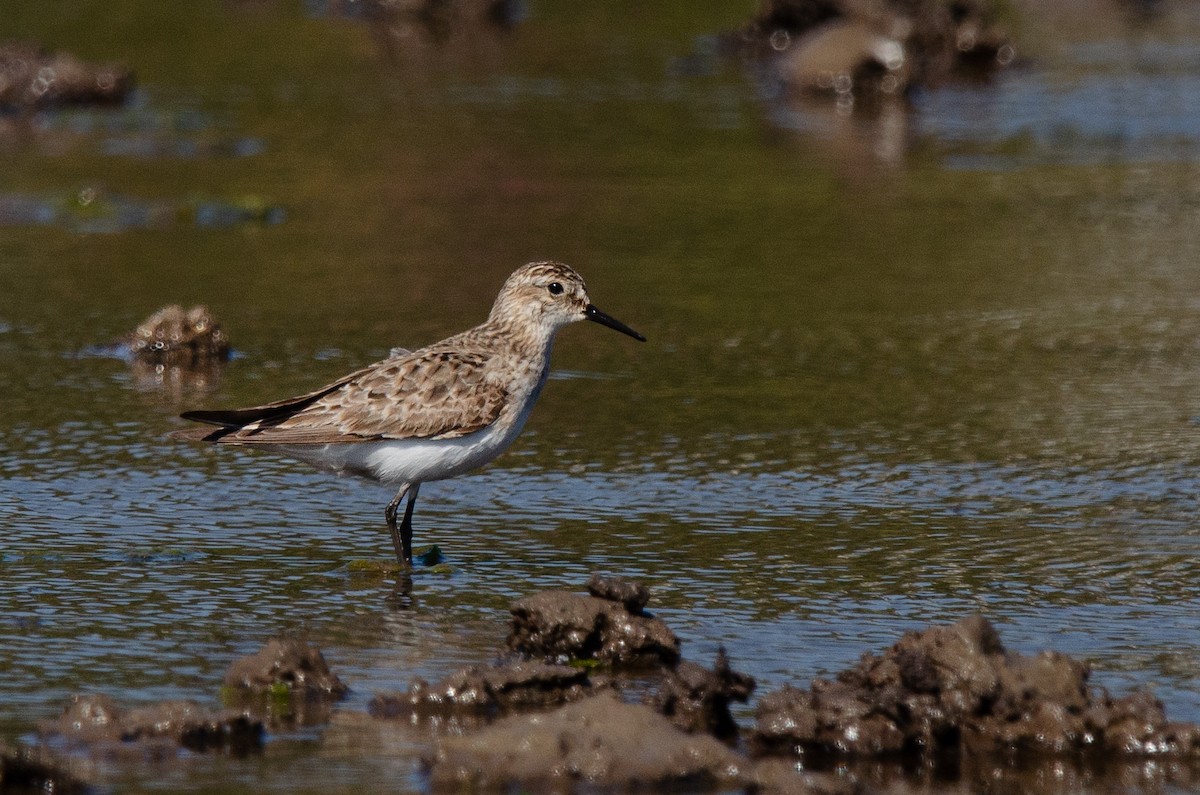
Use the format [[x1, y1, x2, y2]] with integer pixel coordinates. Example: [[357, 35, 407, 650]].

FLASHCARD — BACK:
[[269, 419, 524, 485]]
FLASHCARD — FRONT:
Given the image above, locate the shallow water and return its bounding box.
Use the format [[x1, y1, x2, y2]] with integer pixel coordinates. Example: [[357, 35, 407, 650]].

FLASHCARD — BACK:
[[4, 0, 1200, 791]]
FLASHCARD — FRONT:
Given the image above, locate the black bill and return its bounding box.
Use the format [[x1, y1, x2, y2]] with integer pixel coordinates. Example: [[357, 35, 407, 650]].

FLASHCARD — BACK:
[[585, 304, 646, 342]]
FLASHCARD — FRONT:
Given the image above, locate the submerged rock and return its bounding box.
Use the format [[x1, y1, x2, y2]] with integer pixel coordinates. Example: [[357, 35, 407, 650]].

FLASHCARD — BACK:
[[125, 304, 231, 366], [425, 692, 750, 791], [750, 614, 1200, 763], [0, 41, 133, 110], [369, 660, 597, 720], [508, 576, 680, 667], [650, 647, 756, 742], [223, 638, 348, 726], [38, 694, 262, 757]]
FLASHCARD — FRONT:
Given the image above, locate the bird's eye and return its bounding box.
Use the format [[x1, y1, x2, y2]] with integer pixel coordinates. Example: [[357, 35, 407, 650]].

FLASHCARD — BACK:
[[547, 282, 564, 295]]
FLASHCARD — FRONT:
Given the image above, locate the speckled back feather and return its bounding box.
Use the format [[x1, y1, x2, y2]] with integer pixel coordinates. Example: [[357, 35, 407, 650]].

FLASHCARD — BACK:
[[177, 261, 589, 445]]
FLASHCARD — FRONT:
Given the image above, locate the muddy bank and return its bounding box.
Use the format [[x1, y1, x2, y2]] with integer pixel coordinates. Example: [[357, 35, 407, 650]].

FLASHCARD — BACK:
[[751, 614, 1200, 762], [414, 651, 777, 791], [8, 581, 1200, 793], [409, 581, 1200, 792], [15, 637, 343, 786]]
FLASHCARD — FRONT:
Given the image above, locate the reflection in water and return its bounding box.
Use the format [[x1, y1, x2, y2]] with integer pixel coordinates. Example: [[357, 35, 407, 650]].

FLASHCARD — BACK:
[[765, 89, 913, 166], [306, 0, 523, 71], [76, 305, 234, 399], [0, 187, 285, 232], [921, 54, 1200, 168], [727, 0, 1014, 166], [0, 96, 267, 160], [119, 359, 226, 400]]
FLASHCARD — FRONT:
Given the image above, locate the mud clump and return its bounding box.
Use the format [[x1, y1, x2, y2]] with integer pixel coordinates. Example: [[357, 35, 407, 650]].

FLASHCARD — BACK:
[[750, 614, 1200, 764], [223, 638, 347, 697], [38, 694, 262, 757], [586, 571, 650, 612], [223, 638, 348, 726], [425, 692, 752, 791], [733, 0, 1013, 102], [0, 41, 133, 110], [125, 304, 231, 366], [507, 575, 680, 666], [651, 647, 756, 742], [369, 660, 598, 722]]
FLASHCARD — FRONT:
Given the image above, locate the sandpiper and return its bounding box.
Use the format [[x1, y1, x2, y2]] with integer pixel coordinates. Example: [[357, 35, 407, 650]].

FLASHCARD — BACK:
[[173, 261, 645, 565]]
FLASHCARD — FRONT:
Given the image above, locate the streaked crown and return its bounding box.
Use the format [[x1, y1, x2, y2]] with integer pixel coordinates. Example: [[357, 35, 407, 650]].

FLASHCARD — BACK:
[[488, 261, 591, 331]]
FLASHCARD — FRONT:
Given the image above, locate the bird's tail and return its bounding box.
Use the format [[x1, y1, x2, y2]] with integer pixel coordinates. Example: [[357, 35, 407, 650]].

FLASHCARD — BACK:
[[167, 424, 237, 442]]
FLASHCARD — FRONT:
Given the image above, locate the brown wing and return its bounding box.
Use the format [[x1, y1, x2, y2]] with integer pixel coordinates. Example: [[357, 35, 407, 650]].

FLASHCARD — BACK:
[[176, 348, 509, 445]]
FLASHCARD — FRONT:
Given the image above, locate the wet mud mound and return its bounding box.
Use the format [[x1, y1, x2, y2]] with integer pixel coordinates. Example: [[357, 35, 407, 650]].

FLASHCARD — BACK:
[[91, 303, 234, 395], [7, 639, 351, 789], [124, 304, 231, 367], [416, 579, 849, 792], [507, 574, 681, 666], [751, 614, 1200, 764], [369, 660, 599, 725], [37, 694, 262, 759], [425, 691, 753, 791], [223, 638, 349, 726], [223, 637, 348, 696], [651, 647, 756, 741]]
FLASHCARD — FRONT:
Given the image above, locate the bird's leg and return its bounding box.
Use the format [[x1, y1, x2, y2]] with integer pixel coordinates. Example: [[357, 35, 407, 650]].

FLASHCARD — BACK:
[[385, 484, 411, 565], [400, 483, 421, 565], [385, 483, 422, 566]]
